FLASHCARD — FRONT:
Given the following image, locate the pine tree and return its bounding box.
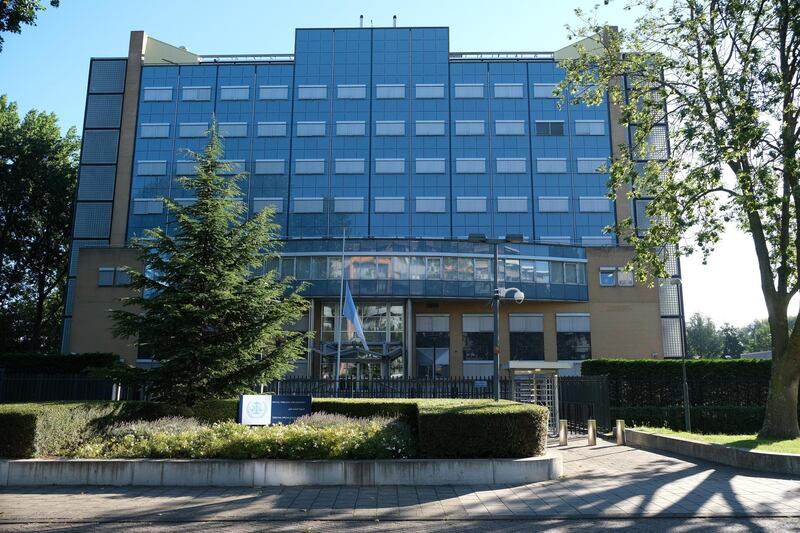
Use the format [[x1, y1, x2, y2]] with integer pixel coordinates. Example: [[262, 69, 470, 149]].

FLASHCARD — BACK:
[[111, 122, 308, 407]]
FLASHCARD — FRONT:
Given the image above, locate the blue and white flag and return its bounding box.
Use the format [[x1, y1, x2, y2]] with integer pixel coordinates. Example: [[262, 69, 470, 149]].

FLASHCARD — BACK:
[[343, 282, 369, 351]]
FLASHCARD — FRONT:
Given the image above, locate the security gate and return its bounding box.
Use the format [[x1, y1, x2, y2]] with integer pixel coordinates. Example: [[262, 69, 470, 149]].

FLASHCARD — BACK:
[[512, 375, 559, 435]]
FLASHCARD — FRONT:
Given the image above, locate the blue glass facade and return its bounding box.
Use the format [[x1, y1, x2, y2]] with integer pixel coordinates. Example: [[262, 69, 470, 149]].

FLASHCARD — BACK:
[[128, 27, 615, 254]]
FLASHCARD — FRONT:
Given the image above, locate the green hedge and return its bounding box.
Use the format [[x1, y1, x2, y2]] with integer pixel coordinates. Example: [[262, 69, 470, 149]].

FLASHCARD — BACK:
[[1, 399, 549, 459], [0, 353, 120, 374], [611, 406, 800, 434], [582, 358, 772, 380]]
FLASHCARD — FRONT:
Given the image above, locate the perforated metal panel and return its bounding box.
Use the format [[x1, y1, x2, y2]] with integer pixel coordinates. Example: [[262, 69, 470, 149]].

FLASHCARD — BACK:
[[77, 165, 116, 200], [84, 94, 123, 128], [662, 245, 680, 277], [662, 317, 684, 357], [659, 280, 681, 315], [72, 203, 112, 238], [88, 60, 126, 93], [81, 130, 119, 164]]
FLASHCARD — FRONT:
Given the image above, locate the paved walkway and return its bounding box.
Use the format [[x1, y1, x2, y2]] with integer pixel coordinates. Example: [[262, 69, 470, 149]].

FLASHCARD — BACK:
[[0, 439, 798, 525]]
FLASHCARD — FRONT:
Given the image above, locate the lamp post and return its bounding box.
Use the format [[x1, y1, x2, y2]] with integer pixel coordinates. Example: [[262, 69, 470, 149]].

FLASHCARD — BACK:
[[666, 277, 691, 432], [469, 233, 525, 401]]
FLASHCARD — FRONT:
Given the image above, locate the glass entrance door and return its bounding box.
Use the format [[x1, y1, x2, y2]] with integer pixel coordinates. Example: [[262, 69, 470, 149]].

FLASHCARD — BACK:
[[415, 315, 450, 378]]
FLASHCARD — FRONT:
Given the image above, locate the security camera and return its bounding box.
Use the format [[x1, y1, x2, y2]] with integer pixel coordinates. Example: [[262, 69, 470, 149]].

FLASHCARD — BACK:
[[514, 291, 525, 304]]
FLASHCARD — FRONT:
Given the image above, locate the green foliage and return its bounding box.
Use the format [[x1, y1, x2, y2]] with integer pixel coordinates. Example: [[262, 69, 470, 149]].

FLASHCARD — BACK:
[[0, 353, 120, 373], [0, 401, 191, 458], [0, 94, 79, 352], [0, 0, 58, 52], [111, 122, 309, 407], [614, 406, 800, 434], [686, 313, 723, 357], [582, 358, 773, 380], [76, 414, 413, 460], [190, 398, 239, 423], [561, 0, 800, 437], [311, 399, 419, 435]]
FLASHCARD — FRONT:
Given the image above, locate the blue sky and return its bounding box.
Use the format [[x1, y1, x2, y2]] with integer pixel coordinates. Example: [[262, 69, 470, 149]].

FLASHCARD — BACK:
[[0, 0, 776, 327]]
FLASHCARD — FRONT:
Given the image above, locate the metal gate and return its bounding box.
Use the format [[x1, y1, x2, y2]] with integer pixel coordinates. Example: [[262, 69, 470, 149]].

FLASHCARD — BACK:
[[512, 375, 558, 435], [557, 375, 610, 434]]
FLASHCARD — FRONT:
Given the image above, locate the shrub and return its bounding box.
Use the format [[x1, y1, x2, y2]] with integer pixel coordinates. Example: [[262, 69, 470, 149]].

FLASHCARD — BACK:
[[582, 358, 772, 380], [77, 414, 413, 460], [613, 406, 800, 434], [191, 399, 238, 423], [416, 400, 549, 458], [0, 353, 120, 374], [0, 401, 190, 458]]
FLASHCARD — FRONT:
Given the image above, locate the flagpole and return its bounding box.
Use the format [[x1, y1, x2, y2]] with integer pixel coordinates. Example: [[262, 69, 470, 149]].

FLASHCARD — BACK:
[[334, 228, 345, 396]]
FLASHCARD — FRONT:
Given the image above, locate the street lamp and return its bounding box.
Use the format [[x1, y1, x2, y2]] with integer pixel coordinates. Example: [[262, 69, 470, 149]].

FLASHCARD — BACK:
[[468, 233, 525, 401], [665, 277, 691, 432]]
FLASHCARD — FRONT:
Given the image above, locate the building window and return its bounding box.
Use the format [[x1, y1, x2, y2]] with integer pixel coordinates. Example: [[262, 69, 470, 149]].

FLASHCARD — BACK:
[[456, 197, 487, 213], [175, 161, 198, 176], [415, 158, 446, 174], [335, 121, 366, 136], [375, 197, 404, 213], [136, 160, 166, 176], [494, 83, 524, 98], [455, 158, 486, 174], [416, 315, 450, 378], [415, 120, 445, 136], [538, 196, 569, 213], [295, 159, 325, 175], [536, 158, 568, 173], [617, 269, 635, 287], [599, 268, 617, 287], [337, 84, 366, 99], [575, 120, 605, 136], [375, 158, 405, 174], [257, 121, 287, 137], [535, 121, 564, 136], [577, 158, 608, 174], [495, 120, 525, 136], [254, 159, 284, 175], [375, 121, 405, 136], [532, 83, 558, 98], [454, 84, 483, 98], [462, 314, 493, 361], [219, 86, 249, 100], [556, 314, 591, 360], [140, 123, 169, 138], [496, 158, 526, 174], [298, 85, 327, 100], [296, 121, 326, 136], [579, 196, 612, 212], [509, 314, 544, 360], [376, 84, 405, 99], [259, 85, 288, 100], [293, 197, 324, 213], [415, 84, 445, 99], [97, 267, 115, 287], [497, 196, 528, 213], [333, 197, 364, 213], [253, 197, 283, 214], [218, 122, 247, 137], [416, 197, 446, 213], [455, 120, 485, 136], [179, 123, 209, 138], [562, 262, 587, 284], [335, 159, 365, 174], [143, 87, 172, 102], [181, 86, 211, 101], [582, 236, 615, 246], [132, 198, 163, 215]]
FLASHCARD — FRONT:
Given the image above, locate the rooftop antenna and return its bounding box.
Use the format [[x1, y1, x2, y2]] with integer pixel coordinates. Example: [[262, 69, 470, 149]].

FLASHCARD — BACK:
[[359, 15, 363, 28], [393, 15, 397, 28]]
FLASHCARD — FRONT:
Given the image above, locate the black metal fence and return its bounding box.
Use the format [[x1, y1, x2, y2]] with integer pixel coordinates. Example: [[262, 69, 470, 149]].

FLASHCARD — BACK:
[[607, 377, 770, 408], [268, 376, 514, 399], [0, 371, 117, 403], [558, 375, 611, 432]]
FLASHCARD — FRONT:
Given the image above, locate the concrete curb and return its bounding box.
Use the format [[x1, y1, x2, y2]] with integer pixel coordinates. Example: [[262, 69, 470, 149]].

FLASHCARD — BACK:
[[625, 429, 800, 476], [0, 455, 562, 487]]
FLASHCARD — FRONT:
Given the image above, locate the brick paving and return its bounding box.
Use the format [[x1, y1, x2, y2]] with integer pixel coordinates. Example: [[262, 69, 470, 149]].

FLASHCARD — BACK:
[[0, 439, 799, 524]]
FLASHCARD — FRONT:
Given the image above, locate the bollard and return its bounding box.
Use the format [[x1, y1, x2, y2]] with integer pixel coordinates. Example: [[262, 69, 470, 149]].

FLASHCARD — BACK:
[[558, 419, 568, 446], [615, 419, 626, 445], [587, 419, 597, 446]]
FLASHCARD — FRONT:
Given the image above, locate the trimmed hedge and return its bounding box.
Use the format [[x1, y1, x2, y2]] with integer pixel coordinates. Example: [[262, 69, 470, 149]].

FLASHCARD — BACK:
[[612, 406, 800, 434], [582, 358, 772, 380], [0, 399, 549, 459], [0, 353, 120, 374]]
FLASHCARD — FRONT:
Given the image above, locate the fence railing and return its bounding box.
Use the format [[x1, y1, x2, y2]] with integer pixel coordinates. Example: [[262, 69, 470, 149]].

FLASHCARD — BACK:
[[268, 376, 514, 399], [0, 371, 117, 403]]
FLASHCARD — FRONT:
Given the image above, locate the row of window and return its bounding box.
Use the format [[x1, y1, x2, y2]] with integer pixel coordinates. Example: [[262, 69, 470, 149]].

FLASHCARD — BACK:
[[132, 195, 612, 215], [142, 83, 567, 103], [97, 267, 131, 287], [140, 119, 606, 139], [599, 267, 635, 287], [276, 255, 588, 285], [136, 157, 608, 176]]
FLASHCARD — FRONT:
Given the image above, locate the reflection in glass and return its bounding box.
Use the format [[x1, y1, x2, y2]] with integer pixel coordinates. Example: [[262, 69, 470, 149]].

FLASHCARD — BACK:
[[426, 257, 441, 279]]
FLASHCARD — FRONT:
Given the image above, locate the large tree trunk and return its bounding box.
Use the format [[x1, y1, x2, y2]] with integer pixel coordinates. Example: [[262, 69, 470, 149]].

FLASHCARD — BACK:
[[759, 313, 800, 438]]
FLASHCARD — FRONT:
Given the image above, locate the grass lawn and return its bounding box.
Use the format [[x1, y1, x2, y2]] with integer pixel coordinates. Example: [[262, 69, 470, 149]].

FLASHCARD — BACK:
[[637, 427, 800, 454]]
